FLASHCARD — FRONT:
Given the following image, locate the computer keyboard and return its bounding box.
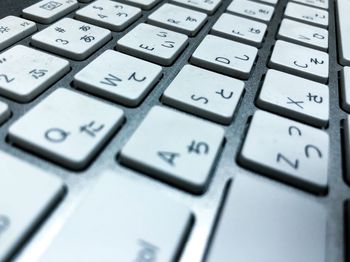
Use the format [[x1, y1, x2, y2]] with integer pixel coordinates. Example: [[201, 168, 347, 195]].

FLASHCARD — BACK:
[[0, 0, 349, 261]]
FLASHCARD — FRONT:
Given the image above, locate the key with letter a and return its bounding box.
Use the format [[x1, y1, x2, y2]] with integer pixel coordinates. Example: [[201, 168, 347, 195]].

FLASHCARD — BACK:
[[120, 106, 225, 193]]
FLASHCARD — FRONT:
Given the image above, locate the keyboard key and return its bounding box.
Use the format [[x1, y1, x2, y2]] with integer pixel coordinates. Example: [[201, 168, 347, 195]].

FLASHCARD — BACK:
[[148, 3, 207, 36], [257, 69, 329, 127], [0, 45, 70, 102], [116, 23, 188, 66], [344, 116, 350, 185], [40, 171, 192, 261], [211, 13, 267, 47], [171, 0, 222, 15], [121, 0, 161, 10], [292, 0, 328, 10], [269, 40, 328, 83], [8, 88, 124, 170], [227, 0, 274, 22], [341, 67, 350, 112], [278, 19, 328, 51], [336, 0, 350, 66], [74, 50, 162, 106], [0, 151, 64, 262], [0, 16, 36, 51], [284, 2, 328, 28], [207, 175, 327, 262], [75, 0, 141, 32], [120, 106, 225, 193], [31, 18, 111, 60], [22, 0, 79, 24], [191, 35, 258, 79], [162, 65, 244, 124], [239, 110, 329, 193], [0, 101, 10, 125]]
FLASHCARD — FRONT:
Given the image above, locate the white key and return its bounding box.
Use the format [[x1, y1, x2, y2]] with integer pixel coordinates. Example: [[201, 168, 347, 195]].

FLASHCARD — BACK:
[[227, 0, 274, 22], [0, 16, 36, 51], [74, 50, 162, 106], [211, 13, 267, 47], [269, 40, 328, 83], [239, 110, 329, 193], [116, 23, 188, 66], [344, 116, 350, 184], [207, 175, 327, 262], [336, 0, 350, 66], [148, 4, 207, 36], [284, 2, 328, 28], [121, 0, 161, 10], [0, 45, 70, 102], [75, 0, 141, 32], [0, 151, 64, 262], [171, 0, 222, 15], [0, 101, 10, 125], [191, 35, 258, 79], [8, 88, 124, 170], [341, 67, 350, 112], [162, 65, 244, 124], [278, 19, 328, 51], [31, 18, 111, 60], [292, 0, 328, 9], [40, 171, 191, 262], [120, 106, 225, 193], [257, 69, 329, 127], [23, 0, 79, 24]]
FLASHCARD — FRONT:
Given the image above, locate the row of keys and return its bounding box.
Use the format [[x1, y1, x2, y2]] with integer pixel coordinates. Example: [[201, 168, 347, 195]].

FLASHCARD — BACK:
[[21, 0, 222, 31], [0, 151, 64, 261]]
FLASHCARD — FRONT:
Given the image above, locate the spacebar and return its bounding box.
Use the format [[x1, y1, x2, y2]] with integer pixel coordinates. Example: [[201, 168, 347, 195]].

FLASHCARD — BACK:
[[337, 0, 350, 66], [206, 175, 327, 262]]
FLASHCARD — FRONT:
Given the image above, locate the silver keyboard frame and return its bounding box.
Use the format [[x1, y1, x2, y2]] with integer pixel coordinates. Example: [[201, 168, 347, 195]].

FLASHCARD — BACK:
[[0, 0, 348, 261]]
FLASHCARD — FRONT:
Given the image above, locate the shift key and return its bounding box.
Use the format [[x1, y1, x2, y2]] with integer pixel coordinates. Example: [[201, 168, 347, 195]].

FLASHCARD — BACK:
[[40, 171, 192, 262]]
